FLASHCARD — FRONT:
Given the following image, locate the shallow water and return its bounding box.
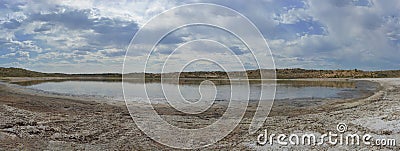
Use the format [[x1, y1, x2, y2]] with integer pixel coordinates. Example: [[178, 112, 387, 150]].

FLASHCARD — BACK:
[[19, 79, 376, 103]]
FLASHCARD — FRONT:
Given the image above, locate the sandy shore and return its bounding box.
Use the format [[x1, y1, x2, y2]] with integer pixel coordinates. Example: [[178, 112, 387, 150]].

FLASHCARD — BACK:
[[0, 78, 399, 150]]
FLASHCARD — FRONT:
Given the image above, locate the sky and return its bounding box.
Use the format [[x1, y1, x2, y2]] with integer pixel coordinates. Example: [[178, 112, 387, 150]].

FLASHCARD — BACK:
[[0, 0, 399, 73]]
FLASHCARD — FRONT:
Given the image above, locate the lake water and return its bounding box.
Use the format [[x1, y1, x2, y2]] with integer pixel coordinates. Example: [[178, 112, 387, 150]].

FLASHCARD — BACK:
[[18, 79, 377, 103]]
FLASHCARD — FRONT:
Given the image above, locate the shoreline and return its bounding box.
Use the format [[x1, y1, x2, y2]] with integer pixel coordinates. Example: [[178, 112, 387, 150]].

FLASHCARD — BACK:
[[1, 77, 378, 111], [0, 78, 399, 150]]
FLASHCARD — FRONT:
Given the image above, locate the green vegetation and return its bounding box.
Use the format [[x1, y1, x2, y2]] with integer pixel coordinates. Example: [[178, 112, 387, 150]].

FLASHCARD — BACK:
[[1, 67, 400, 79]]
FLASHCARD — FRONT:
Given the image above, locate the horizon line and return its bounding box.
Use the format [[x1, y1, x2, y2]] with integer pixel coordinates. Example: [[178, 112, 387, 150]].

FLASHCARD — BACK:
[[2, 67, 400, 75]]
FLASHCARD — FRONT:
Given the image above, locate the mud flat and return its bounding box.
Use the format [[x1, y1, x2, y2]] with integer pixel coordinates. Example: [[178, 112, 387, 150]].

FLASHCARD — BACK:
[[0, 78, 398, 150]]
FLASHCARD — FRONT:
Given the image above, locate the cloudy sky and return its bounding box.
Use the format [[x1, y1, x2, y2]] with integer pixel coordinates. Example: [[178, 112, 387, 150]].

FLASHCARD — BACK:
[[0, 0, 399, 73]]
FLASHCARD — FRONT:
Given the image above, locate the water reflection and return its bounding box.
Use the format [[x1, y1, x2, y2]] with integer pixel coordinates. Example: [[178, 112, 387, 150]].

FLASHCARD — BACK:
[[16, 78, 378, 102], [14, 78, 356, 88]]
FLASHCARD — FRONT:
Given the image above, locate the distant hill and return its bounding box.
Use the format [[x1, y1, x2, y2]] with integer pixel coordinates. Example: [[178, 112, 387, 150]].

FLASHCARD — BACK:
[[0, 67, 61, 77], [0, 67, 120, 78], [276, 68, 400, 79], [1, 67, 400, 79]]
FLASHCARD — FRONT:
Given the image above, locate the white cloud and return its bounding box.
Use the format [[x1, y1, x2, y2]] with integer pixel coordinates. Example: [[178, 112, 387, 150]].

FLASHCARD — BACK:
[[1, 0, 399, 72], [263, 0, 400, 70], [274, 8, 311, 24]]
